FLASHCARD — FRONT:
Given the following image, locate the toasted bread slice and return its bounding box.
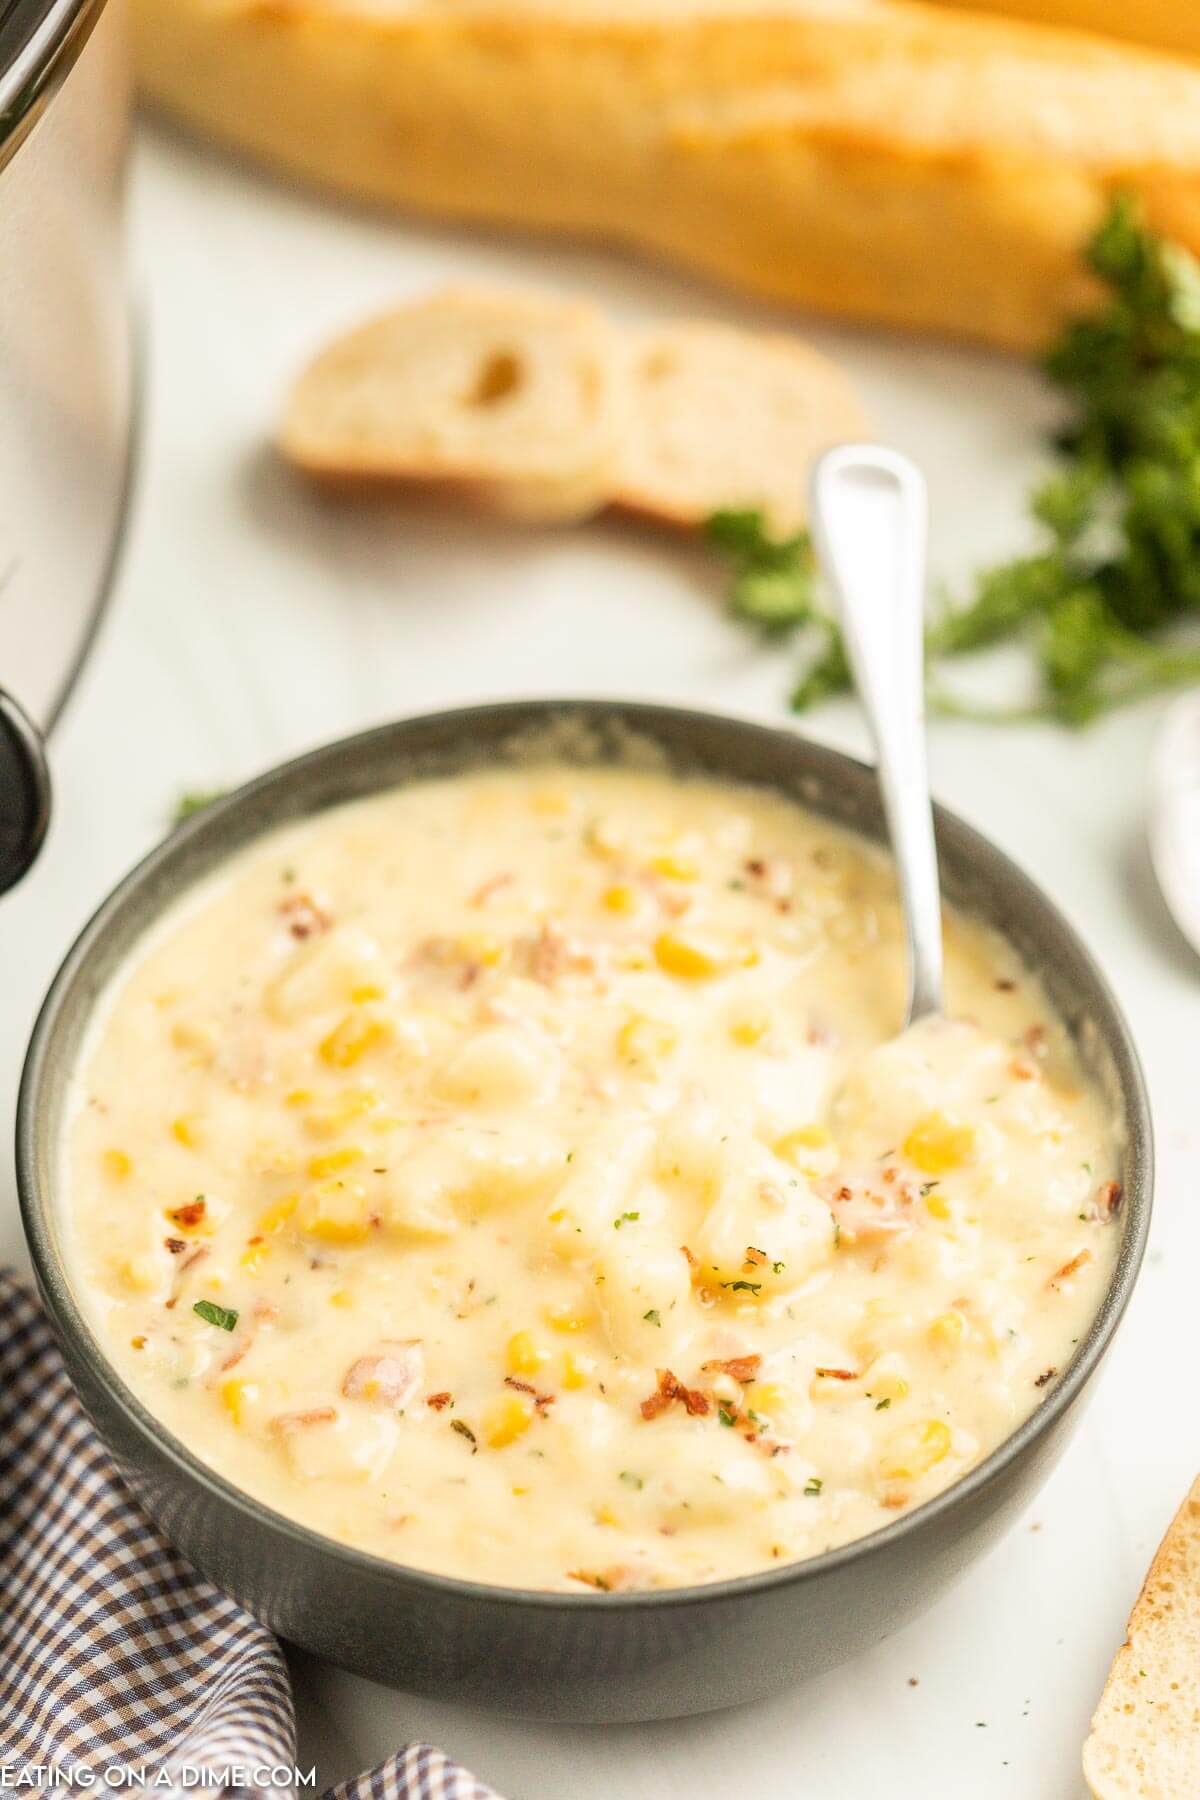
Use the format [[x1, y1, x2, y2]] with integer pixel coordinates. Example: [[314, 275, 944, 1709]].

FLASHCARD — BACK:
[[614, 320, 867, 535], [280, 288, 621, 521], [135, 0, 1200, 351], [1083, 1476, 1200, 1799]]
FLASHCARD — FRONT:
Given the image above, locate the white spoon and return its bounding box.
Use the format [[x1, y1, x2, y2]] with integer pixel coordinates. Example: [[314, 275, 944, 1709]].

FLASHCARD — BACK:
[[810, 444, 943, 1026]]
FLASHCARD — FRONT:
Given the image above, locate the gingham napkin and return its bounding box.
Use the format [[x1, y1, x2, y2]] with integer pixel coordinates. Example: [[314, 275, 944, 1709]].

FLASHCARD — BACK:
[[0, 1268, 501, 1799]]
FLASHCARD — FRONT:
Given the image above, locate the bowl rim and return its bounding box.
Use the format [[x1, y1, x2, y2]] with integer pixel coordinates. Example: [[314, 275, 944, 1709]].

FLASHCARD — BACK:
[[17, 696, 1154, 1614]]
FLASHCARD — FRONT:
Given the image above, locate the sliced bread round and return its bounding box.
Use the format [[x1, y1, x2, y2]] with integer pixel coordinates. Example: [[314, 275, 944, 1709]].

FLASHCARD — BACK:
[[612, 320, 868, 534], [279, 288, 622, 521]]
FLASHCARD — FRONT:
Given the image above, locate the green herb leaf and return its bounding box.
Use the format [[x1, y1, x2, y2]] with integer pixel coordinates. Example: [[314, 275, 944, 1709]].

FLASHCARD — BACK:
[[172, 789, 226, 826], [192, 1299, 238, 1332], [718, 1406, 737, 1427], [642, 1309, 661, 1326], [619, 1470, 644, 1489], [613, 1210, 640, 1229], [719, 1279, 762, 1295], [804, 1477, 823, 1497]]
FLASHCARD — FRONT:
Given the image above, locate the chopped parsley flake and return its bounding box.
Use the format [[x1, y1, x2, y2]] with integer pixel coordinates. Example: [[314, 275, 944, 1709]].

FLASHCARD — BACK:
[[643, 1309, 661, 1326], [192, 1300, 238, 1332], [613, 1211, 640, 1229], [619, 1471, 644, 1489], [718, 1407, 737, 1427], [804, 1477, 823, 1497], [720, 1279, 762, 1295]]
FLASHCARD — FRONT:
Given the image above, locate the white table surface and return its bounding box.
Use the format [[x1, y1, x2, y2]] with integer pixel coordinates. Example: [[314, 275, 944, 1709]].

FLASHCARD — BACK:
[[3, 122, 1198, 1797]]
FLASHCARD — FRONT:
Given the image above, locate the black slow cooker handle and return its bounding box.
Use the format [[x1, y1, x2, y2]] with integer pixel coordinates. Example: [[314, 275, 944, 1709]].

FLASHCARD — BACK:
[[0, 689, 51, 896]]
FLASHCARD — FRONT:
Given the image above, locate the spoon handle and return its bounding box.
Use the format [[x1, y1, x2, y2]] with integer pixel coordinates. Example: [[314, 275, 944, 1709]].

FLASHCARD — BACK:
[[810, 443, 943, 1024]]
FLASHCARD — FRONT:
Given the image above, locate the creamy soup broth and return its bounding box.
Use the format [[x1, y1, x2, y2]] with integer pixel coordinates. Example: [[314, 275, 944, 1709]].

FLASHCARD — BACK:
[[62, 765, 1121, 1591]]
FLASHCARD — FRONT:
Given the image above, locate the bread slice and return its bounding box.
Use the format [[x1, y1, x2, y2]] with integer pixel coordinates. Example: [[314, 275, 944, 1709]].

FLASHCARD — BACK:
[[134, 0, 1200, 351], [923, 1, 1200, 63], [1083, 1476, 1200, 1799], [614, 321, 867, 535], [280, 288, 622, 520], [281, 289, 866, 529]]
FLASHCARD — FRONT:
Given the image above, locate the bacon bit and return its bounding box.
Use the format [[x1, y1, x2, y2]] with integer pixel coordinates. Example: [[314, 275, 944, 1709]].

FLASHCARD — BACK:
[[743, 1246, 768, 1267], [835, 1186, 853, 1204], [505, 1374, 555, 1414], [163, 1244, 208, 1308], [680, 1244, 699, 1269], [1095, 1180, 1124, 1220], [220, 1298, 278, 1371], [814, 1366, 859, 1382], [1034, 1367, 1057, 1388], [470, 873, 514, 908], [995, 977, 1016, 992], [279, 892, 330, 940], [1048, 1250, 1092, 1289], [882, 1167, 898, 1185], [1024, 1023, 1048, 1058], [163, 1237, 187, 1255], [745, 857, 767, 879], [522, 920, 593, 986], [640, 1368, 710, 1421], [167, 1197, 207, 1230], [882, 1490, 910, 1510], [270, 1406, 337, 1434], [342, 1341, 424, 1410], [426, 1391, 453, 1412], [567, 1565, 641, 1593], [701, 1355, 762, 1383], [1009, 1057, 1037, 1081]]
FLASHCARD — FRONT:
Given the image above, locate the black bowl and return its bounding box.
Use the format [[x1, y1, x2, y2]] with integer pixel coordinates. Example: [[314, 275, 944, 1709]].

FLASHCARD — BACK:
[[17, 700, 1151, 1722]]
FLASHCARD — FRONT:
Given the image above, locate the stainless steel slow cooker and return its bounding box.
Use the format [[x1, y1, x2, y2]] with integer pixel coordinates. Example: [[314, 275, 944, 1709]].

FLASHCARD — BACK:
[[0, 0, 134, 893]]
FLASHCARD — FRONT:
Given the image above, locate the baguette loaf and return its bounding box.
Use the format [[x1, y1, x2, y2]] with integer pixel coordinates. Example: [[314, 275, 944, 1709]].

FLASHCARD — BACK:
[[925, 1, 1200, 63], [280, 287, 866, 530], [1083, 1477, 1200, 1799], [135, 0, 1200, 352]]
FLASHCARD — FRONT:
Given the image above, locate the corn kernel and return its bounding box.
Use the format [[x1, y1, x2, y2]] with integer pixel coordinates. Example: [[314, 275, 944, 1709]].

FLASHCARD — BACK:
[[329, 1288, 354, 1309], [319, 1012, 392, 1069], [648, 853, 698, 882], [925, 1191, 952, 1220], [595, 1502, 619, 1526], [103, 1149, 132, 1181], [729, 1013, 770, 1047], [602, 883, 639, 915], [170, 1019, 217, 1061], [297, 1180, 371, 1245], [368, 1114, 403, 1135], [903, 1112, 976, 1175], [654, 932, 722, 979], [483, 1394, 535, 1448], [457, 932, 505, 968], [617, 1015, 677, 1068], [545, 1302, 589, 1334], [257, 1194, 298, 1235], [349, 982, 386, 1005], [221, 1378, 253, 1426], [117, 1253, 160, 1292], [171, 1116, 201, 1149], [285, 1089, 313, 1109], [506, 1331, 549, 1376], [531, 787, 572, 817], [736, 941, 761, 967], [241, 1241, 270, 1275], [304, 1086, 379, 1137], [307, 1146, 365, 1179], [562, 1351, 591, 1389], [929, 1309, 967, 1351], [744, 1382, 786, 1416], [881, 1419, 952, 1482]]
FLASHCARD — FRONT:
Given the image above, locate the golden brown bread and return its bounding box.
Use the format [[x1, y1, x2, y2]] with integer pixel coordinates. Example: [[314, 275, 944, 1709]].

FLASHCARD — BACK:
[[924, 1, 1200, 63], [1083, 1476, 1200, 1799], [134, 0, 1200, 351]]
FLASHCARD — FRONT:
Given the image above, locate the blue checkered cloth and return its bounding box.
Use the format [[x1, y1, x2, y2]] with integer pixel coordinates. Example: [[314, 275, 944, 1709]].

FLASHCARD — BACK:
[[0, 1269, 500, 1800]]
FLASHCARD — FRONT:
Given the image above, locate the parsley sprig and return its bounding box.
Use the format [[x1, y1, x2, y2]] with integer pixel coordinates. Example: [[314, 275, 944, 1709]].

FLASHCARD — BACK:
[[709, 196, 1200, 726]]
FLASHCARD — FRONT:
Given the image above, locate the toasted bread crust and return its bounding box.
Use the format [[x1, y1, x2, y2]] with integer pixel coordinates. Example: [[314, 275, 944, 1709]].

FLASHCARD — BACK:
[[1083, 1476, 1200, 1800], [135, 0, 1200, 351]]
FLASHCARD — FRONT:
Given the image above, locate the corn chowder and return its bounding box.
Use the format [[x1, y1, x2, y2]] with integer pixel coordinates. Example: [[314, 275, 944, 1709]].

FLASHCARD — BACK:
[[63, 767, 1121, 1592]]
